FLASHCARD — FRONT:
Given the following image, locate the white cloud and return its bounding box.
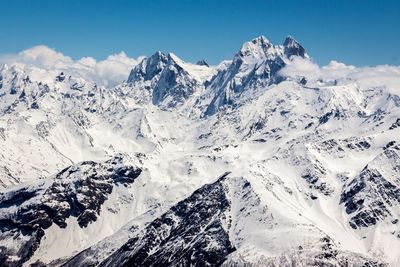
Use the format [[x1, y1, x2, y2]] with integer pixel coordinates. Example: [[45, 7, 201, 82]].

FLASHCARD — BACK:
[[279, 57, 400, 94], [0, 45, 144, 87], [278, 57, 321, 78], [93, 52, 143, 87]]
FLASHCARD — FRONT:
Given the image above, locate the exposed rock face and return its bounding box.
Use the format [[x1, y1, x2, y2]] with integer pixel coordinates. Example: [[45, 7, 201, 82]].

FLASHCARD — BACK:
[[204, 36, 309, 116], [196, 59, 210, 67], [340, 147, 400, 229], [97, 173, 235, 267], [0, 155, 142, 266], [63, 173, 385, 267], [126, 52, 201, 109], [283, 36, 308, 59]]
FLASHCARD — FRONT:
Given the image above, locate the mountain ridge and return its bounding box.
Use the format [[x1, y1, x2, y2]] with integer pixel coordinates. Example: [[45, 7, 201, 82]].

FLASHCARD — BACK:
[[0, 35, 399, 266]]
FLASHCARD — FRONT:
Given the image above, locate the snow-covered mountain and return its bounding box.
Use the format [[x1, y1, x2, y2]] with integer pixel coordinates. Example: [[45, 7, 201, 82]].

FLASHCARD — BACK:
[[0, 35, 399, 266]]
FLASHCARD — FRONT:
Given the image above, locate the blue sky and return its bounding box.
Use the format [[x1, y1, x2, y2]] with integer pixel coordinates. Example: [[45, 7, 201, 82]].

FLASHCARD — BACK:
[[1, 0, 399, 66]]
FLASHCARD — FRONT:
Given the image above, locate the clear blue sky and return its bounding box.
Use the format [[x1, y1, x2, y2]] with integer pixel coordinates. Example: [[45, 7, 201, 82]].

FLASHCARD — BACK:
[[1, 0, 399, 66]]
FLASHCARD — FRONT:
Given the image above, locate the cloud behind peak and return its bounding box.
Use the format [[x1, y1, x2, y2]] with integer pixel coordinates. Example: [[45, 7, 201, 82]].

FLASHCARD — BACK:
[[0, 45, 143, 87]]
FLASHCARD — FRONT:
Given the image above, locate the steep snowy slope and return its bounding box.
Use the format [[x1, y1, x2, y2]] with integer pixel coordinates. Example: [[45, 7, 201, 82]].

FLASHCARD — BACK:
[[62, 173, 384, 267], [0, 35, 399, 266], [0, 154, 142, 266]]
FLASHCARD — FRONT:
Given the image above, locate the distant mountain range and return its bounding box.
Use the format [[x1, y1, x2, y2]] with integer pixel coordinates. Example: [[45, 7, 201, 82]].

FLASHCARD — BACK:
[[0, 35, 399, 266]]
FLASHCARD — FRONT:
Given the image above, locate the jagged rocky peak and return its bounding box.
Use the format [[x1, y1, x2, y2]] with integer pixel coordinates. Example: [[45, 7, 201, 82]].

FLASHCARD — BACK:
[[127, 51, 193, 83], [237, 35, 276, 61], [152, 53, 199, 108], [124, 35, 310, 115], [203, 35, 293, 116], [125, 51, 201, 109], [127, 51, 169, 82], [283, 35, 309, 59], [196, 59, 209, 67], [236, 35, 309, 62]]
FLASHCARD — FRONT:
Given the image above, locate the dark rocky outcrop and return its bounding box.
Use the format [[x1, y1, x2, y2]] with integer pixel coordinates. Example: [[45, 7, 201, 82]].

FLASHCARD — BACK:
[[0, 155, 142, 266], [97, 172, 235, 267]]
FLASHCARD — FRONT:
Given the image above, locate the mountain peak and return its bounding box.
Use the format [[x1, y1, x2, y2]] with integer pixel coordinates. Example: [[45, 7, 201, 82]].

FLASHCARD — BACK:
[[127, 51, 169, 82], [237, 35, 274, 61], [125, 50, 203, 110], [149, 50, 169, 64], [252, 35, 270, 45], [283, 35, 297, 45], [283, 35, 308, 59], [196, 59, 209, 67]]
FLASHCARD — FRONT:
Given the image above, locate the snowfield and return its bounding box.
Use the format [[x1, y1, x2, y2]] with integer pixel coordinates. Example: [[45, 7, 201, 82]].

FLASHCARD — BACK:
[[0, 35, 399, 266]]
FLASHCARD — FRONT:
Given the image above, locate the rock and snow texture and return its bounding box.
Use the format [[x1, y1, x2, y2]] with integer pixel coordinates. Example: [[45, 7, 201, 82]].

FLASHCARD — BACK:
[[202, 35, 308, 116], [0, 35, 399, 266], [0, 155, 142, 266], [64, 173, 384, 267]]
